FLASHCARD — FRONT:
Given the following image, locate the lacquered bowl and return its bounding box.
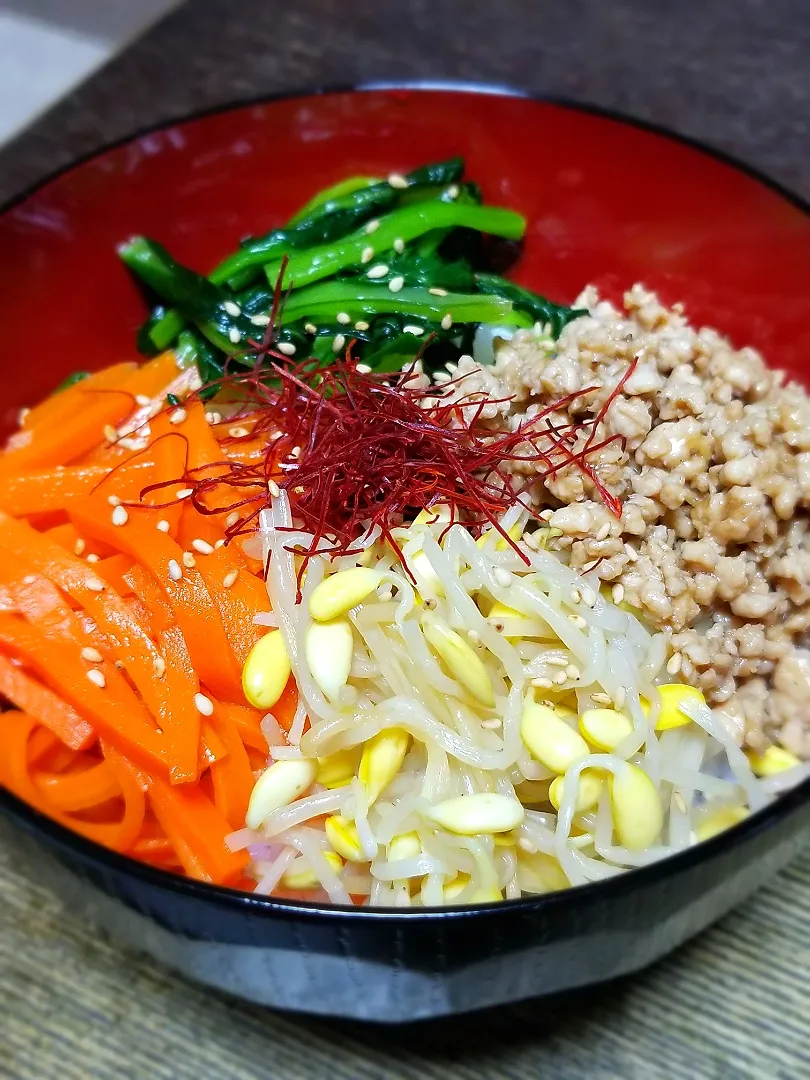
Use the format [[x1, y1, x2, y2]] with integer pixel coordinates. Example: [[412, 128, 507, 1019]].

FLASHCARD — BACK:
[[1, 85, 809, 1023]]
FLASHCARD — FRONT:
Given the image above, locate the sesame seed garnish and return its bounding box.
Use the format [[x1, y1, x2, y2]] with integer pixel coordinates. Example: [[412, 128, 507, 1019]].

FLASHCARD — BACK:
[[73, 538, 86, 556], [268, 479, 281, 498], [223, 570, 239, 589], [103, 425, 118, 443], [367, 264, 388, 279], [360, 246, 375, 264], [428, 287, 448, 296], [182, 551, 196, 569], [156, 519, 170, 533], [364, 219, 380, 234], [225, 511, 240, 528], [223, 300, 242, 317], [673, 791, 688, 814], [205, 411, 222, 425], [388, 276, 405, 293], [277, 342, 297, 356], [228, 426, 249, 438], [176, 488, 193, 500], [545, 656, 568, 668], [167, 559, 182, 581], [119, 437, 147, 452], [169, 407, 187, 424], [387, 173, 408, 189], [494, 568, 512, 587], [114, 659, 125, 669], [336, 312, 351, 325], [581, 587, 597, 608], [624, 544, 639, 563], [81, 647, 103, 663], [85, 577, 105, 592], [446, 184, 460, 199], [355, 363, 372, 374], [250, 313, 271, 326], [595, 522, 611, 542], [22, 575, 36, 585], [228, 328, 242, 344], [570, 588, 581, 605], [304, 322, 317, 334], [135, 394, 151, 407], [192, 538, 214, 555], [569, 614, 587, 629], [332, 333, 346, 353], [566, 664, 581, 681], [153, 656, 166, 677], [194, 693, 214, 716], [553, 671, 568, 685], [402, 324, 423, 336], [111, 505, 129, 527], [518, 838, 538, 854], [354, 320, 370, 331], [531, 677, 553, 689], [17, 407, 30, 426], [666, 652, 683, 676], [481, 718, 502, 729], [441, 313, 453, 330], [87, 669, 106, 688], [86, 554, 100, 564], [591, 692, 612, 705], [214, 539, 225, 549], [393, 237, 405, 254], [290, 445, 302, 459], [612, 583, 625, 605]]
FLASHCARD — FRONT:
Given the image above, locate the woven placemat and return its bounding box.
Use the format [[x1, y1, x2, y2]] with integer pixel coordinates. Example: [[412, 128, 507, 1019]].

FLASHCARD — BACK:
[[2, 841, 808, 1080]]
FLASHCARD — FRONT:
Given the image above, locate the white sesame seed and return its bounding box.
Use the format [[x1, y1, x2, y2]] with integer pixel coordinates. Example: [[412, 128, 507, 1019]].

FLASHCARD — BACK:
[[545, 656, 568, 668], [393, 237, 405, 254], [182, 551, 196, 569], [228, 426, 249, 438], [582, 560, 599, 573], [531, 678, 553, 689], [228, 328, 242, 344], [119, 437, 147, 452], [624, 543, 639, 562], [21, 575, 36, 585], [87, 669, 106, 688], [518, 838, 537, 854], [289, 445, 302, 459], [673, 791, 688, 814], [205, 411, 222, 425], [153, 656, 166, 677], [195, 692, 214, 716], [364, 219, 380, 234], [553, 671, 568, 685], [446, 184, 460, 198], [167, 559, 182, 581], [214, 539, 225, 549], [481, 718, 502, 729], [250, 313, 271, 326], [570, 588, 581, 605], [277, 342, 297, 356], [581, 587, 597, 608], [192, 538, 215, 555], [522, 532, 539, 551], [223, 300, 242, 317], [402, 324, 423, 336], [332, 333, 346, 353], [355, 363, 372, 374], [107, 494, 121, 507], [595, 522, 611, 542], [666, 652, 683, 676], [493, 568, 512, 588], [387, 173, 408, 189], [377, 586, 393, 603], [73, 538, 86, 556], [304, 322, 317, 335], [103, 425, 118, 443], [367, 264, 389, 279], [156, 519, 170, 533], [428, 287, 448, 296], [85, 577, 105, 592], [566, 664, 581, 681], [360, 246, 375, 264], [336, 312, 351, 325], [81, 647, 103, 663], [135, 394, 151, 407], [388, 276, 405, 293], [354, 320, 370, 332], [223, 570, 239, 589], [176, 488, 193, 500], [612, 583, 625, 605], [169, 407, 187, 424], [268, 479, 281, 498], [539, 509, 554, 521], [441, 313, 453, 330], [569, 614, 587, 629], [225, 511, 240, 528], [111, 505, 129, 527], [17, 407, 30, 425], [591, 692, 612, 705], [86, 554, 100, 564]]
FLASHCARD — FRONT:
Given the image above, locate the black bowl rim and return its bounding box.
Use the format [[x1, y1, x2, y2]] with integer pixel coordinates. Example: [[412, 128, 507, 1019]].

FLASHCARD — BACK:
[[1, 78, 809, 924]]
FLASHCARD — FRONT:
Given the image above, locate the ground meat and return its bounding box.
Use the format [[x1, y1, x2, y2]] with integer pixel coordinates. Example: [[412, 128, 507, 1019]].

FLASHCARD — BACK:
[[437, 283, 810, 758]]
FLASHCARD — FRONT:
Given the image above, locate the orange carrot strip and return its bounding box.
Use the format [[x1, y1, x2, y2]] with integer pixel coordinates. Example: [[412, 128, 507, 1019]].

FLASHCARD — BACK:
[[95, 554, 135, 594], [218, 702, 270, 752], [0, 654, 94, 750], [45, 522, 113, 560], [147, 775, 249, 884], [0, 464, 111, 516], [18, 363, 137, 434], [209, 704, 256, 829], [34, 760, 119, 812], [273, 677, 300, 733]]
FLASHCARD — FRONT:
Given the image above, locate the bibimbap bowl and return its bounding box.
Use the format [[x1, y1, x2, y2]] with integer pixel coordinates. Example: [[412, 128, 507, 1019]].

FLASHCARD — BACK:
[[1, 85, 809, 1022]]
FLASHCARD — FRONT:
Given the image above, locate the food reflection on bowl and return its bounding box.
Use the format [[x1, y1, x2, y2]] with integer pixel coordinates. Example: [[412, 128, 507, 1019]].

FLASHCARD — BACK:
[[1, 86, 809, 1020]]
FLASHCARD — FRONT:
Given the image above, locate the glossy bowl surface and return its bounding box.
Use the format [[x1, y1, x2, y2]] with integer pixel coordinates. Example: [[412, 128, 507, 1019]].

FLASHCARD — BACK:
[[1, 85, 809, 1021]]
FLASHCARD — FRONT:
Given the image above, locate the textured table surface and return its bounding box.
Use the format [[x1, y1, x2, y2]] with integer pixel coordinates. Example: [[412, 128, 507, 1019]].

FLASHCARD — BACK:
[[1, 1, 810, 1077]]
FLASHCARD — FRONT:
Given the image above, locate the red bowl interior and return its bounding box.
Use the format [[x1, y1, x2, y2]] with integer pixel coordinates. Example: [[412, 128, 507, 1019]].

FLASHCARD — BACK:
[[1, 87, 809, 439]]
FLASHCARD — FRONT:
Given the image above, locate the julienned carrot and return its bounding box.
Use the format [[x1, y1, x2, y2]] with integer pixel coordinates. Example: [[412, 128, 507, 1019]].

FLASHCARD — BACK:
[[273, 677, 300, 733], [69, 499, 244, 701], [0, 654, 94, 750], [209, 705, 256, 829], [34, 759, 120, 812], [95, 554, 135, 594], [18, 363, 137, 435], [0, 511, 197, 780], [217, 702, 270, 752], [147, 775, 249, 884], [0, 463, 111, 516]]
